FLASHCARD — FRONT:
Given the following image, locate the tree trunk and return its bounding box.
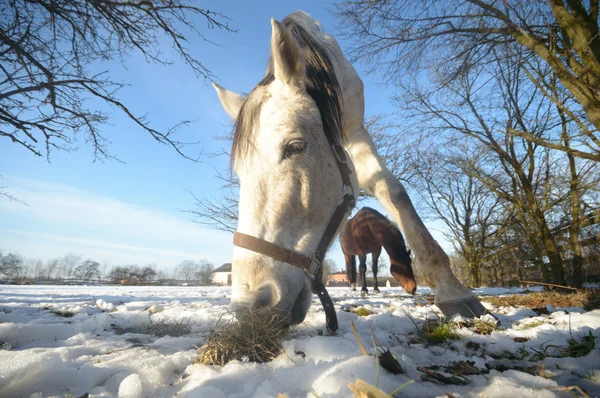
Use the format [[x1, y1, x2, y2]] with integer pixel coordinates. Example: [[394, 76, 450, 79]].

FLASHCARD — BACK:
[[541, 227, 566, 286], [571, 251, 584, 288], [513, 248, 524, 286], [565, 130, 585, 288], [468, 263, 481, 287], [518, 169, 565, 286]]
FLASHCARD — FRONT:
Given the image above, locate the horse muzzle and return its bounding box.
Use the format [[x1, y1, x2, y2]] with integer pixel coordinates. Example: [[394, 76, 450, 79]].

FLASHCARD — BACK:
[[231, 278, 312, 325]]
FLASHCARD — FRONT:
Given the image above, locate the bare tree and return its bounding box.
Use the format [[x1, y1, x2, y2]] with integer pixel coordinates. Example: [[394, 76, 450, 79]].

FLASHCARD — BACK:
[[1, 0, 234, 161], [175, 260, 198, 282], [322, 257, 339, 283], [100, 260, 111, 281], [59, 253, 82, 279], [33, 258, 44, 280], [410, 143, 514, 287], [195, 259, 214, 285], [335, 0, 600, 160], [0, 251, 23, 278], [138, 264, 158, 282], [19, 257, 36, 280], [538, 76, 600, 287], [74, 259, 101, 281], [45, 258, 60, 280], [402, 47, 570, 285], [108, 266, 131, 282]]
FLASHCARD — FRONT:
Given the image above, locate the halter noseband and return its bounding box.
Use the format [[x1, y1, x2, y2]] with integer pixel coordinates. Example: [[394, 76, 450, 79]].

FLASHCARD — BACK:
[[233, 141, 355, 333]]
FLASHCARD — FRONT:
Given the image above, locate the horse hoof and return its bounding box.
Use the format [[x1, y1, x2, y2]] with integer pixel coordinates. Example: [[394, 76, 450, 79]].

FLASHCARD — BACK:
[[373, 288, 380, 294], [435, 296, 487, 318], [351, 287, 357, 291], [360, 291, 366, 297]]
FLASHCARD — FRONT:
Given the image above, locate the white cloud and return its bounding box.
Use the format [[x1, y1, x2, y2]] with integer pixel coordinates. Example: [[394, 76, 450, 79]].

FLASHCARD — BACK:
[[0, 177, 233, 269]]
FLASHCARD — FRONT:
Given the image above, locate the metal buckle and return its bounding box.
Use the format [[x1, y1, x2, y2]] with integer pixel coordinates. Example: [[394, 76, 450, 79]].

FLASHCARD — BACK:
[[306, 258, 321, 280]]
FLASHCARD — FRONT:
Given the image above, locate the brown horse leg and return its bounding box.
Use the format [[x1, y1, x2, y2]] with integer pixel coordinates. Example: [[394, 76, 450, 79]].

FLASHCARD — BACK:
[[358, 255, 368, 294], [345, 254, 357, 290], [372, 247, 381, 293]]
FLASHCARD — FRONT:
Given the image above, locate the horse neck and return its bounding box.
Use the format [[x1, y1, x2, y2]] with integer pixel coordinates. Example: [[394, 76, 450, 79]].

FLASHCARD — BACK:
[[382, 241, 408, 261], [374, 223, 408, 261]]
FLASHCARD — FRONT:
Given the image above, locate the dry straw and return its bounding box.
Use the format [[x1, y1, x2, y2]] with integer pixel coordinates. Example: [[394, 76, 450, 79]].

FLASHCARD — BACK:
[[197, 309, 290, 366]]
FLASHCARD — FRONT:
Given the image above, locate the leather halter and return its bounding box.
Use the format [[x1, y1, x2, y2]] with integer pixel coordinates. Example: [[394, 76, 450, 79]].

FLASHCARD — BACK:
[[233, 141, 355, 333]]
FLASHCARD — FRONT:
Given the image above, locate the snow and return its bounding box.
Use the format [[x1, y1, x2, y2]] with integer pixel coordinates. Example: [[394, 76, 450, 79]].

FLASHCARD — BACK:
[[0, 285, 598, 397], [118, 374, 143, 398]]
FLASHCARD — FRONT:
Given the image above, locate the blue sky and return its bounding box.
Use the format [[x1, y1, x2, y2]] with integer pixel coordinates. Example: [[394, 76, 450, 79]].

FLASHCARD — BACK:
[[0, 0, 450, 273]]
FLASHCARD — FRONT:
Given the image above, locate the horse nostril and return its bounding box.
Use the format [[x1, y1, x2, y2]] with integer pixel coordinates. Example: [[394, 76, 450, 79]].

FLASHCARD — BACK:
[[252, 283, 276, 309]]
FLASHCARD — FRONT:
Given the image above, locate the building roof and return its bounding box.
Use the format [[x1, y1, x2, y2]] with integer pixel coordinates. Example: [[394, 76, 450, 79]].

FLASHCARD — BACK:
[[212, 263, 232, 273]]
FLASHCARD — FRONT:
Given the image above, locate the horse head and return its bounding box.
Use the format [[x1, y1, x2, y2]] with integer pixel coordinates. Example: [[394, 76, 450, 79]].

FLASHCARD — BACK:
[[391, 248, 417, 295], [214, 16, 356, 325]]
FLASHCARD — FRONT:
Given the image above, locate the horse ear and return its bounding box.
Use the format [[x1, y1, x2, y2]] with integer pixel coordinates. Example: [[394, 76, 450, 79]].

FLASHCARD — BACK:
[[407, 249, 412, 256], [270, 18, 305, 88], [212, 82, 246, 119]]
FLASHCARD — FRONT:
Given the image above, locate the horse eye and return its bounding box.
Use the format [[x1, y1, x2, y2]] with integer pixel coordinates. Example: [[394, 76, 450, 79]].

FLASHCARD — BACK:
[[283, 140, 306, 158]]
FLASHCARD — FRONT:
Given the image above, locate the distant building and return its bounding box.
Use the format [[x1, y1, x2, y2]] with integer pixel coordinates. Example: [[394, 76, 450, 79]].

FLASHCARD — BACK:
[[212, 263, 232, 286], [119, 277, 138, 286], [327, 271, 350, 286]]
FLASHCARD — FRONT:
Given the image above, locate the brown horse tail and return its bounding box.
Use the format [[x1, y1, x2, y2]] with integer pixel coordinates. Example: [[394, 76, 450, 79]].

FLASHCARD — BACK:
[[347, 255, 356, 285]]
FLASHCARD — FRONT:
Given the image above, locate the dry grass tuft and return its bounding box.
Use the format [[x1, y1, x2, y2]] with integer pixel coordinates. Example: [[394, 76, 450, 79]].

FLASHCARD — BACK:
[[196, 309, 290, 366], [473, 317, 498, 335], [50, 309, 76, 318], [480, 289, 599, 310]]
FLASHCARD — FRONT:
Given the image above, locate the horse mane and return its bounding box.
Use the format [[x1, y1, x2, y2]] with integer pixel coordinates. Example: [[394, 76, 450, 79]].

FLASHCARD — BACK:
[[231, 16, 343, 168]]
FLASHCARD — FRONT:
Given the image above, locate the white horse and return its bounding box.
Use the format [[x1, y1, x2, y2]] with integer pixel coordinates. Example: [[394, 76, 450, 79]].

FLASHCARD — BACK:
[[213, 11, 485, 325]]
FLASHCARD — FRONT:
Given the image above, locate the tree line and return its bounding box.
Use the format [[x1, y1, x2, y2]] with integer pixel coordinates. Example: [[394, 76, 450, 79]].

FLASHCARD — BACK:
[[0, 250, 217, 285]]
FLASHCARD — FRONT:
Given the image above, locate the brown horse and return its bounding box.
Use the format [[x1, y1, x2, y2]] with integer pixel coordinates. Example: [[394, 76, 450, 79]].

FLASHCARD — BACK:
[[340, 207, 417, 295]]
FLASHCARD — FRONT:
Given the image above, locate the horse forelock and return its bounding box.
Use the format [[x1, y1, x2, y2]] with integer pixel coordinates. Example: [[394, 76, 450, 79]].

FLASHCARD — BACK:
[[231, 17, 342, 170]]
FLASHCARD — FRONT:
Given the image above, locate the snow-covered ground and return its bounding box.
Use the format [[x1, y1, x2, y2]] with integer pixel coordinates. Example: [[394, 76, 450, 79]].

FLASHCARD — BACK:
[[0, 285, 598, 397]]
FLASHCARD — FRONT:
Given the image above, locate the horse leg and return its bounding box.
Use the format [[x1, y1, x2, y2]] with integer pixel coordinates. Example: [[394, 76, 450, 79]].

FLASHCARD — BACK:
[[345, 254, 356, 290], [372, 247, 381, 293], [358, 255, 368, 295], [345, 129, 486, 317]]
